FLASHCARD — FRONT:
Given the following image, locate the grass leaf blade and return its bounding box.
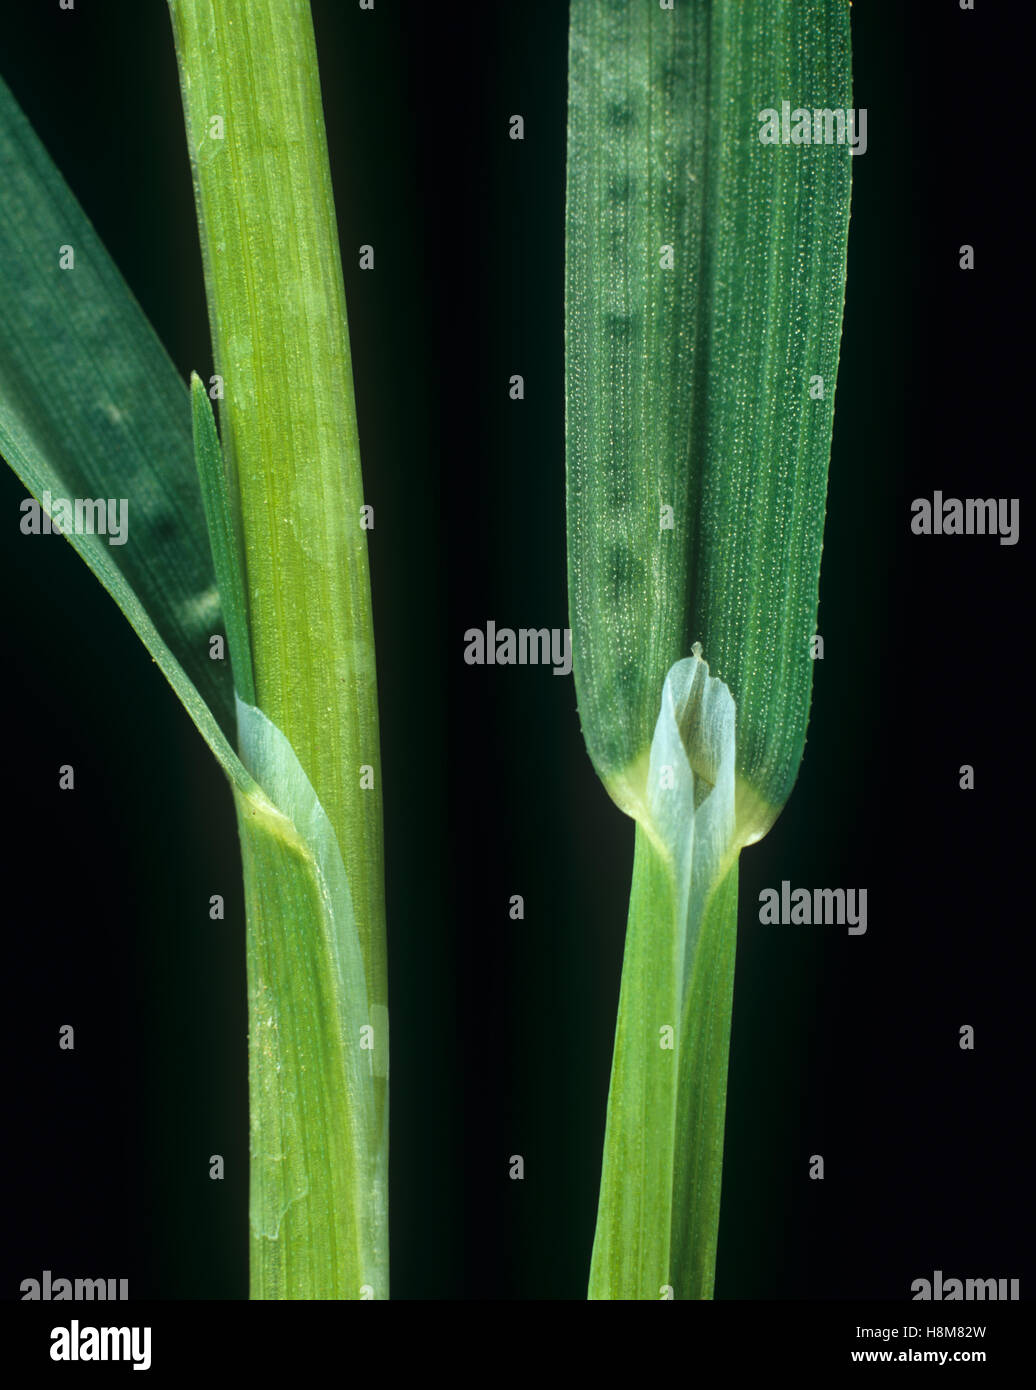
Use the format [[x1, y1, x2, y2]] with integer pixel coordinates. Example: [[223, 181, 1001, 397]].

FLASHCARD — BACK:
[[0, 74, 237, 745], [565, 0, 852, 834]]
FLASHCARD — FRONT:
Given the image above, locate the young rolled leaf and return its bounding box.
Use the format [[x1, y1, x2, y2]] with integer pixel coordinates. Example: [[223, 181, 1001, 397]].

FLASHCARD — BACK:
[[166, 0, 384, 987], [168, 0, 387, 1297], [565, 0, 853, 1297], [191, 374, 255, 706]]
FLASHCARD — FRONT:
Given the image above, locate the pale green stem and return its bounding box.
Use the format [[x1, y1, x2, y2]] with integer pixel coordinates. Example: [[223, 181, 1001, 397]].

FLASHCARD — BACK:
[[589, 825, 739, 1300], [168, 0, 386, 1298]]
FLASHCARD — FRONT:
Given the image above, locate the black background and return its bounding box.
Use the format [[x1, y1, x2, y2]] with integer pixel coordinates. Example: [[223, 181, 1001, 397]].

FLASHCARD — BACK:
[[0, 0, 1030, 1306]]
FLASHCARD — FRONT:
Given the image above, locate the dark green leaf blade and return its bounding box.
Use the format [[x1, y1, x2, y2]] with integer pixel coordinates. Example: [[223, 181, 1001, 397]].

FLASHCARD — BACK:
[[0, 74, 237, 744], [565, 0, 853, 841], [691, 0, 853, 834]]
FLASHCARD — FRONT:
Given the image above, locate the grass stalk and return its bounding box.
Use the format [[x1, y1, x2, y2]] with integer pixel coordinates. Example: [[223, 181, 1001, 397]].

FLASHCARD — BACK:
[[168, 0, 386, 1298], [589, 829, 738, 1299]]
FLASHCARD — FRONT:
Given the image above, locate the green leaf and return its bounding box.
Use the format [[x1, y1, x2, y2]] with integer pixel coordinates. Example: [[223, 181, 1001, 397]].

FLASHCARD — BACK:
[[0, 72, 241, 783], [566, 0, 853, 1298], [566, 0, 852, 844]]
